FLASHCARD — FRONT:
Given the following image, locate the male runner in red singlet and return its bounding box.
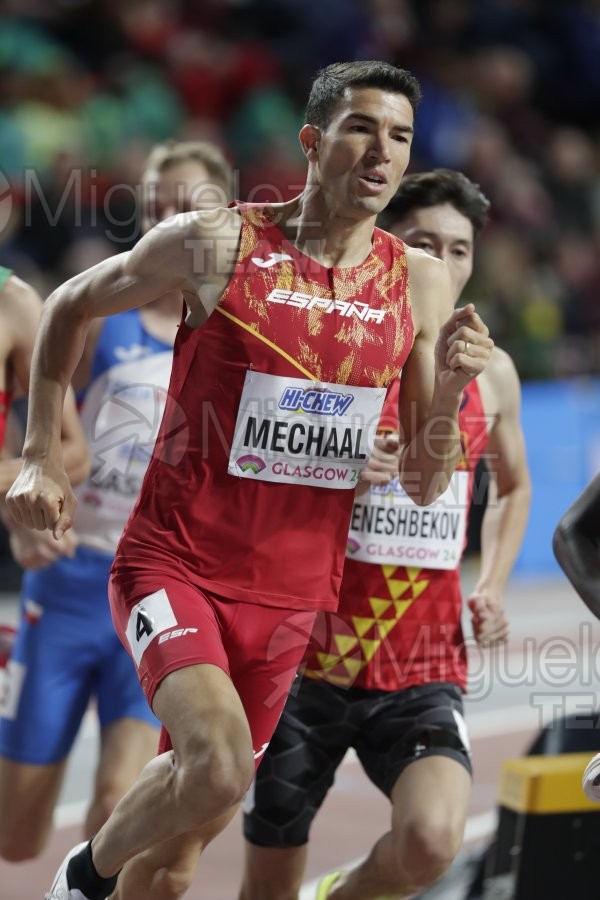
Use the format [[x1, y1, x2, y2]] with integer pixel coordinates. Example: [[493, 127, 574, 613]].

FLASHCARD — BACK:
[[239, 170, 531, 900], [7, 63, 493, 900], [554, 475, 600, 801]]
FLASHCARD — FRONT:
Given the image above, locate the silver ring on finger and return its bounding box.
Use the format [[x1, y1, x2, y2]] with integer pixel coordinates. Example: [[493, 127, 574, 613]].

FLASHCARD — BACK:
[[464, 340, 470, 355]]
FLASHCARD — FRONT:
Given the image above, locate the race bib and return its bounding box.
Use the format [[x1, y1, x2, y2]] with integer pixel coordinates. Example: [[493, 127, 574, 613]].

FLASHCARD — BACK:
[[75, 352, 175, 553], [347, 470, 469, 570], [228, 371, 385, 489]]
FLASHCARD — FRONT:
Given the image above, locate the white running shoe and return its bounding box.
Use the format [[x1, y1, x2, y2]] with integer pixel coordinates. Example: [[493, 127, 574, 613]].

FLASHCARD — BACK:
[[582, 753, 600, 802], [45, 841, 92, 899]]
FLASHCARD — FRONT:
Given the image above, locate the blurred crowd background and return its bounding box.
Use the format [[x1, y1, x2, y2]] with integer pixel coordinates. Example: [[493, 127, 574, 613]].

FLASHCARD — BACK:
[[0, 0, 598, 382]]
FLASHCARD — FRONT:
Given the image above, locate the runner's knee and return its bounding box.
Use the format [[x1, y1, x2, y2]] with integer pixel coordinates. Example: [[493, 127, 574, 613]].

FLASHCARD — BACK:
[[393, 814, 462, 889], [177, 732, 254, 816]]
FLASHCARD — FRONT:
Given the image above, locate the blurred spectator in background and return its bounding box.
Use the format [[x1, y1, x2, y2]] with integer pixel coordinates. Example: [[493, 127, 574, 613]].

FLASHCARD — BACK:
[[0, 0, 598, 384]]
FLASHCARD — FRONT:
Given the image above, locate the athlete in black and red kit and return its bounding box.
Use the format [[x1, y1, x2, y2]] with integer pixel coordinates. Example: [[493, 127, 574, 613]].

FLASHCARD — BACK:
[[240, 170, 531, 900], [7, 63, 493, 900]]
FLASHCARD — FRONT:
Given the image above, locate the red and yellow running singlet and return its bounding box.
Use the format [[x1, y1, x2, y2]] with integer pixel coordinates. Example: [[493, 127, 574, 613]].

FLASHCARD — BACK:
[[303, 377, 488, 688], [113, 205, 414, 612]]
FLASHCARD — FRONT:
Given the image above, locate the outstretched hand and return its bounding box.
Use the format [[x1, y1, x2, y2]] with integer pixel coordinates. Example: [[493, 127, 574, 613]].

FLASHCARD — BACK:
[[6, 459, 77, 539], [436, 305, 493, 395]]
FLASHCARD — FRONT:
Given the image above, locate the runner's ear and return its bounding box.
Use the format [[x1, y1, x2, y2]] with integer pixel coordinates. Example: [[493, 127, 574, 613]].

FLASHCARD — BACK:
[[299, 124, 320, 160]]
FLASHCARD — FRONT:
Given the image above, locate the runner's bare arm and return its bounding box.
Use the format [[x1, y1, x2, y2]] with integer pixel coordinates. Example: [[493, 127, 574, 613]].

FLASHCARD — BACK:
[[0, 276, 89, 496], [553, 473, 600, 619], [396, 251, 493, 505], [6, 209, 241, 535], [468, 348, 530, 644]]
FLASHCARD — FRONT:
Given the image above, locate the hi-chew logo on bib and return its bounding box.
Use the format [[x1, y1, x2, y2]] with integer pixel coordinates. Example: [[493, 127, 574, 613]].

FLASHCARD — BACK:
[[347, 470, 469, 570], [278, 385, 354, 416], [229, 371, 385, 489]]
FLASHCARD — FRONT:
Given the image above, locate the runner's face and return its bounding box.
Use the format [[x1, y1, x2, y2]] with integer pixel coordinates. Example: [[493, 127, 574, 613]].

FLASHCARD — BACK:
[[141, 160, 228, 231], [391, 203, 475, 301], [312, 87, 414, 219]]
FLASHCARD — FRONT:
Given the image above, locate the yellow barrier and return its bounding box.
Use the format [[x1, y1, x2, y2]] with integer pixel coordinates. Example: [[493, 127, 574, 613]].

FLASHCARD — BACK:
[[498, 752, 599, 815], [483, 753, 600, 900]]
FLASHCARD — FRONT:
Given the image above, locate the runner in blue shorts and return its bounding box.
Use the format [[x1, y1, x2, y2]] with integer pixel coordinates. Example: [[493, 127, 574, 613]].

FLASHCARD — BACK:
[[0, 140, 233, 861]]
